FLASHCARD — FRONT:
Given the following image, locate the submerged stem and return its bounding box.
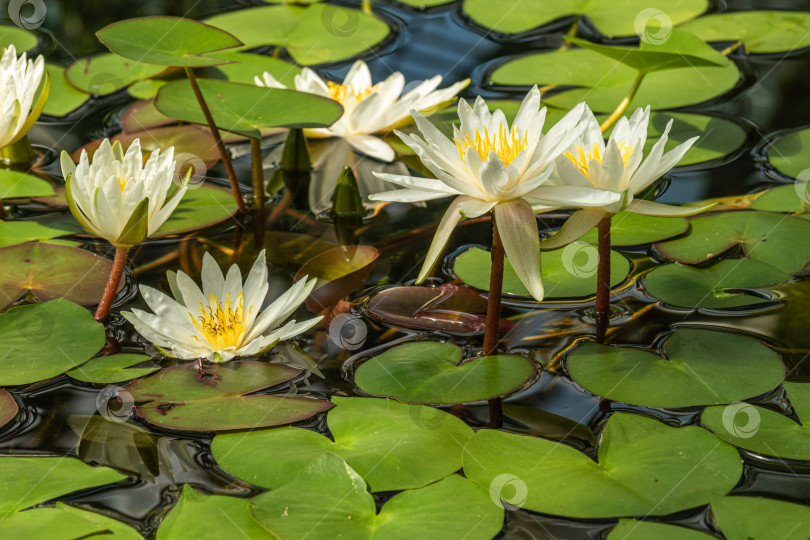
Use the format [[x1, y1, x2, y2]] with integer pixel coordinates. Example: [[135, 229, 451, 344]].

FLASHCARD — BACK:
[[599, 71, 645, 134], [95, 246, 128, 323], [595, 215, 611, 343], [183, 67, 245, 211], [483, 214, 505, 429], [250, 137, 265, 248]]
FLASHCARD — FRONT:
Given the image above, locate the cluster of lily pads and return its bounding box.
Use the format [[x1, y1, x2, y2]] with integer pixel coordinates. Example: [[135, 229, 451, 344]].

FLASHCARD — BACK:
[[0, 1, 809, 538]]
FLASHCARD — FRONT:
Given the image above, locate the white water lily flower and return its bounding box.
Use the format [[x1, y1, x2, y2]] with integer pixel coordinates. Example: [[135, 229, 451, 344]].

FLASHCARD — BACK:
[[60, 138, 187, 247], [0, 45, 47, 149], [123, 250, 322, 363], [255, 60, 469, 163], [368, 87, 623, 301], [541, 106, 716, 249]]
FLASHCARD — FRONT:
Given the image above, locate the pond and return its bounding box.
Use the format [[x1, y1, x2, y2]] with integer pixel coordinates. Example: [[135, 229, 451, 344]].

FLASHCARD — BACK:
[[1, 0, 810, 538]]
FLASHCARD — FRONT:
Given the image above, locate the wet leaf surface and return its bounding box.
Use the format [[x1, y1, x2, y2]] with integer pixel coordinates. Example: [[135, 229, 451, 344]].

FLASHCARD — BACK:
[[681, 11, 810, 54], [0, 169, 54, 199], [577, 212, 688, 246], [67, 353, 159, 384], [0, 389, 18, 428], [65, 53, 166, 95], [710, 496, 810, 540], [42, 63, 90, 117], [0, 219, 81, 248], [295, 245, 379, 312]]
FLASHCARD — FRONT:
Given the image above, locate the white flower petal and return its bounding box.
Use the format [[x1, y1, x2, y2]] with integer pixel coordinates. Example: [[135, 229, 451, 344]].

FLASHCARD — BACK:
[[494, 200, 543, 301], [540, 208, 606, 249]]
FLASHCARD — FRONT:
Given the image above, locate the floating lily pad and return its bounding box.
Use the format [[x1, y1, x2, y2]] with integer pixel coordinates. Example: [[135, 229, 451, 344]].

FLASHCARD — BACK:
[[65, 53, 166, 95], [263, 231, 335, 271], [157, 486, 272, 540], [0, 456, 125, 514], [0, 243, 121, 310], [454, 243, 630, 299], [644, 259, 792, 309], [750, 185, 807, 213], [120, 99, 175, 132], [0, 503, 141, 539], [295, 245, 379, 312], [577, 212, 688, 246], [654, 211, 810, 275], [213, 397, 473, 492], [97, 16, 243, 67], [463, 0, 707, 36], [492, 48, 740, 112], [155, 184, 237, 237], [710, 496, 810, 540], [0, 299, 105, 385], [701, 382, 810, 461], [251, 454, 503, 540], [127, 78, 166, 99], [0, 169, 54, 199], [607, 519, 716, 540], [209, 51, 301, 86], [155, 79, 343, 139], [0, 389, 18, 428], [0, 219, 81, 248], [124, 361, 332, 432], [681, 11, 810, 54], [567, 328, 784, 408], [42, 63, 89, 117], [0, 24, 38, 52], [463, 413, 742, 518], [67, 354, 159, 384], [205, 4, 390, 66], [767, 125, 810, 179], [354, 341, 536, 404]]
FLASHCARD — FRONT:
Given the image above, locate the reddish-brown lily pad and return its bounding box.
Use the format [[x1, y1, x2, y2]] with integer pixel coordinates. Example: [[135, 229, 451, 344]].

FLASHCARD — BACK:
[[123, 361, 332, 432], [121, 99, 175, 132], [0, 389, 18, 428], [0, 243, 123, 311], [295, 245, 379, 313]]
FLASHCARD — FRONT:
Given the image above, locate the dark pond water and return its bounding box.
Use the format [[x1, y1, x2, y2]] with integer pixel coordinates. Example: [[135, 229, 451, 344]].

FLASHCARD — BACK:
[[4, 0, 810, 538]]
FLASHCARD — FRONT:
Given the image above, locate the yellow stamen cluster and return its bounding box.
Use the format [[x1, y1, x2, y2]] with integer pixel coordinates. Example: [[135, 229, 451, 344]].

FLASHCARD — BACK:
[[454, 125, 528, 166], [191, 292, 249, 350], [564, 141, 633, 179], [327, 81, 377, 104], [116, 175, 127, 192]]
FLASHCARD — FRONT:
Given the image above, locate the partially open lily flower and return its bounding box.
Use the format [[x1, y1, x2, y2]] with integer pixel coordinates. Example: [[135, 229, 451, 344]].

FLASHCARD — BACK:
[[368, 87, 622, 301], [540, 106, 716, 249], [0, 45, 47, 150], [255, 60, 469, 163], [60, 139, 187, 247], [123, 250, 322, 363]]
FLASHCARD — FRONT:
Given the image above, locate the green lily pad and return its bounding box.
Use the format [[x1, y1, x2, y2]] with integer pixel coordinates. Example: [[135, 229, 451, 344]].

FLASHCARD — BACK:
[[0, 504, 141, 538], [0, 25, 38, 52], [0, 389, 18, 428], [155, 78, 343, 139], [354, 341, 536, 405], [123, 361, 332, 432], [209, 51, 301, 86], [393, 0, 453, 7], [0, 456, 125, 514], [607, 519, 716, 540], [155, 184, 237, 237], [701, 382, 810, 461], [97, 16, 243, 67], [463, 413, 742, 518], [567, 328, 785, 408], [65, 53, 166, 96], [250, 454, 503, 540], [205, 4, 390, 65], [643, 259, 792, 309], [681, 11, 810, 54], [127, 78, 166, 100], [42, 63, 89, 117], [710, 496, 810, 540], [454, 243, 630, 299], [0, 243, 121, 311], [212, 396, 473, 492], [0, 219, 81, 248], [767, 125, 810, 180], [0, 299, 105, 385], [654, 211, 810, 274], [750, 185, 807, 213], [577, 212, 688, 246], [463, 0, 707, 36], [492, 48, 740, 112], [157, 486, 272, 540], [67, 354, 159, 384], [0, 169, 54, 199]]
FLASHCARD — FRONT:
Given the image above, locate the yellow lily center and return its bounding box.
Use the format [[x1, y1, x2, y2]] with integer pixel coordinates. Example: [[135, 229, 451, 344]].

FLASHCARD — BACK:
[[564, 141, 633, 179], [191, 292, 249, 350], [454, 125, 529, 166], [116, 175, 127, 192], [327, 81, 377, 104]]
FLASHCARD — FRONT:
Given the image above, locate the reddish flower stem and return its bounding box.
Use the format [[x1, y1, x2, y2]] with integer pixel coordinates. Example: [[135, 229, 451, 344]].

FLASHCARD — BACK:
[[483, 214, 504, 429], [95, 246, 128, 323], [595, 215, 612, 343]]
